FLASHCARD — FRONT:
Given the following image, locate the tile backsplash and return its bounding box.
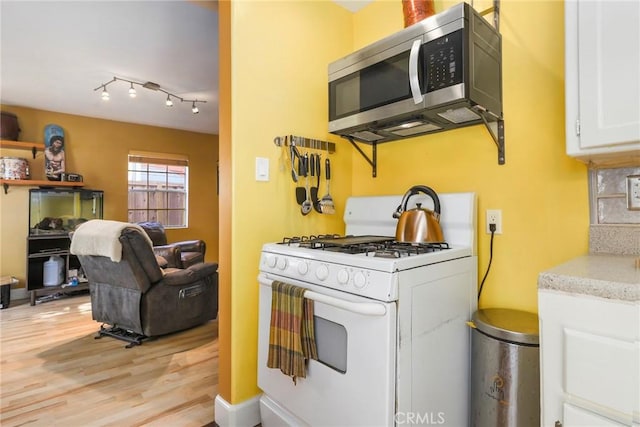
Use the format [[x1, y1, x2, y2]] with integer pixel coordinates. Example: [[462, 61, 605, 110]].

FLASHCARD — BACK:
[[590, 166, 640, 224]]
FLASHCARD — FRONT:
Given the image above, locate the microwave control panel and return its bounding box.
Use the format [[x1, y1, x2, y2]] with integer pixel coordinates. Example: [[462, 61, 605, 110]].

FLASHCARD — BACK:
[[423, 29, 463, 92]]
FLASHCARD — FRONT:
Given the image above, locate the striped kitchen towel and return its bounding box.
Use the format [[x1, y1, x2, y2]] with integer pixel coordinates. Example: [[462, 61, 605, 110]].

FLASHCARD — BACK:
[[267, 281, 318, 384]]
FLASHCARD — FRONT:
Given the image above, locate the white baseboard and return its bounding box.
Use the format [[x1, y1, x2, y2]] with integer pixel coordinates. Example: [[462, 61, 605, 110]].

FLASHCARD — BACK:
[[214, 394, 261, 427]]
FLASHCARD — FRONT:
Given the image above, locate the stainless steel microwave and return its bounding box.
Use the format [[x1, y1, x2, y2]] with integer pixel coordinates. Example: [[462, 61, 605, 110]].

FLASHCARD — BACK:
[[328, 2, 502, 143]]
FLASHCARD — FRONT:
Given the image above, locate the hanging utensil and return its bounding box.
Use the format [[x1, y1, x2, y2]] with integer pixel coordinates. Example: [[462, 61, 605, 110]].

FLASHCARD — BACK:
[[295, 147, 306, 205], [319, 157, 335, 214], [310, 153, 321, 213], [301, 153, 313, 215], [313, 154, 322, 213], [289, 138, 298, 183]]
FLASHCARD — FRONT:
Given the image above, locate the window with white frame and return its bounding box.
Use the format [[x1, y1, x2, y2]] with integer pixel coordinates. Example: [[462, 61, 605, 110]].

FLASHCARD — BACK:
[[127, 152, 189, 227]]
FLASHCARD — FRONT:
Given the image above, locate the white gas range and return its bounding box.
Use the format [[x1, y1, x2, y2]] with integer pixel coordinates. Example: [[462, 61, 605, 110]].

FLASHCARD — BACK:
[[258, 192, 478, 426]]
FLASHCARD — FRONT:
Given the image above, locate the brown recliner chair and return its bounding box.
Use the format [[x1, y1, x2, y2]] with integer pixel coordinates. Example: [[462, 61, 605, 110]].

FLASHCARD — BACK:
[[137, 221, 206, 269], [70, 220, 218, 347]]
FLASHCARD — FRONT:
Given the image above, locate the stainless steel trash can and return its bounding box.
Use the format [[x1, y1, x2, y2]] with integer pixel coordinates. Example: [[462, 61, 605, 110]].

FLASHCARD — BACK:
[[470, 308, 540, 426]]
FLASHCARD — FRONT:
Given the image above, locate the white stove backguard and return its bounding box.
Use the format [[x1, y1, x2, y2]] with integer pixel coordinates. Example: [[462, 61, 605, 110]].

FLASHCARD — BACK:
[[344, 192, 476, 254]]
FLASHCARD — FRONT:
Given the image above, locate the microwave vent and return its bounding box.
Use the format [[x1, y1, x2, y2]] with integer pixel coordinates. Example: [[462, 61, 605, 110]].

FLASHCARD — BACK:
[[438, 107, 482, 124], [384, 121, 442, 136], [351, 130, 386, 142]]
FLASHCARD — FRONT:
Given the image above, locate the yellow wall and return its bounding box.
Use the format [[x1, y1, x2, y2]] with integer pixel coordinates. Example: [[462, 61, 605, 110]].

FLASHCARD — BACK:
[[217, 0, 232, 407], [0, 106, 219, 287], [219, 0, 353, 404], [219, 0, 589, 406]]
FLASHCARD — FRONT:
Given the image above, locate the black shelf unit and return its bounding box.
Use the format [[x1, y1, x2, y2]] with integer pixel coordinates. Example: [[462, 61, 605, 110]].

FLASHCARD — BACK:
[[26, 235, 88, 305]]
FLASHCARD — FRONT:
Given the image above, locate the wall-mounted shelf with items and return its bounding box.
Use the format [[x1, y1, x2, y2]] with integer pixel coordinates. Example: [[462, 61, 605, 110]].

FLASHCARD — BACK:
[[1, 138, 85, 193], [0, 179, 85, 194], [0, 139, 44, 158]]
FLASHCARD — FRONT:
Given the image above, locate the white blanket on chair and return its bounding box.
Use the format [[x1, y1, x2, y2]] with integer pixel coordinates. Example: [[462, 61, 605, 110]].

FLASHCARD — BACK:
[[70, 220, 153, 262]]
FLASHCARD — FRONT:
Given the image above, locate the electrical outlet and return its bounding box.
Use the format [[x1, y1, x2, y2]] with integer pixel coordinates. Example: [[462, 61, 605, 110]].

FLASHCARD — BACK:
[[486, 209, 502, 234], [627, 175, 640, 210]]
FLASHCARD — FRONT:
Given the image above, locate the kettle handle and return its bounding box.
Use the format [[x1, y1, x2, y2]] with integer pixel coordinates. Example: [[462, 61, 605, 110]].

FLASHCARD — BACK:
[[393, 185, 441, 219]]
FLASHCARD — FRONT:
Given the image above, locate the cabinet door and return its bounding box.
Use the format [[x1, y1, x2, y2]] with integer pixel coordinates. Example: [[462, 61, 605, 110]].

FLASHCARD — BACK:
[[566, 0, 640, 157], [539, 291, 640, 426], [563, 328, 638, 420], [564, 403, 627, 427]]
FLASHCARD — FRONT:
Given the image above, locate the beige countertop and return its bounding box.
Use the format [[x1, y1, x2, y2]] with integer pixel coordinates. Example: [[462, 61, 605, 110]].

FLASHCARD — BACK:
[[538, 254, 640, 302]]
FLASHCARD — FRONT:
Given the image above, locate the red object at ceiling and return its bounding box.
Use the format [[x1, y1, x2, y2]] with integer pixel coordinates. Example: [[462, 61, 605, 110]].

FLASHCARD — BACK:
[[402, 0, 435, 27]]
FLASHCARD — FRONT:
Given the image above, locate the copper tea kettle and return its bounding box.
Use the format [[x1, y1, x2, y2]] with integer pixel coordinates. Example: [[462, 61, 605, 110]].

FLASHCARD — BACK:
[[393, 185, 444, 243]]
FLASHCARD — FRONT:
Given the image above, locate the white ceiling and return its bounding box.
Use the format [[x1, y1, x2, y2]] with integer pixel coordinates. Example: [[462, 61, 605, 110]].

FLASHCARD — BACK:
[[333, 0, 373, 12], [0, 1, 219, 135], [0, 1, 372, 136]]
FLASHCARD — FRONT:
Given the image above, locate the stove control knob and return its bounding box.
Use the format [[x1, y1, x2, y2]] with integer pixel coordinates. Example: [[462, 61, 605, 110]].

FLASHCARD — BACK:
[[315, 264, 329, 281], [266, 255, 277, 269], [277, 257, 288, 271], [337, 269, 349, 285], [353, 271, 367, 289], [297, 261, 309, 275]]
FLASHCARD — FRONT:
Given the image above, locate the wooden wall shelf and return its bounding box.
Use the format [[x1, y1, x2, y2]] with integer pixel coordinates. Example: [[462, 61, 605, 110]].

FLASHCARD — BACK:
[[1, 179, 85, 194], [1, 139, 85, 193], [0, 139, 45, 158]]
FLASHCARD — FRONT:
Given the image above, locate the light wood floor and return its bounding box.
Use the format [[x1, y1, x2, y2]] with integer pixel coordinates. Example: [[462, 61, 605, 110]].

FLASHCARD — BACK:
[[0, 293, 218, 427]]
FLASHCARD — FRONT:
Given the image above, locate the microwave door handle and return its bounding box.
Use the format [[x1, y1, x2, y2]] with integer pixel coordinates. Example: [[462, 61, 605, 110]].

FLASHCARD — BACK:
[[259, 275, 387, 317], [409, 39, 423, 104]]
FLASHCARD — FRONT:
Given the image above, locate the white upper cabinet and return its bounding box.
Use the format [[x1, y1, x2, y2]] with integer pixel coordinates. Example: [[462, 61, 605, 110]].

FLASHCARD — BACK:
[[565, 0, 640, 163]]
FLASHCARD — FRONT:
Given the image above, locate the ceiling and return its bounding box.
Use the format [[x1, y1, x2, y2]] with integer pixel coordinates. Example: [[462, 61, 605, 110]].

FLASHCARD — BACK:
[[0, 1, 372, 136], [333, 0, 373, 12], [0, 1, 219, 135]]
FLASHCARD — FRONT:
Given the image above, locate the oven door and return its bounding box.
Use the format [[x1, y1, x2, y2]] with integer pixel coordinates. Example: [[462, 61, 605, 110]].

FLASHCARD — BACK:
[[257, 272, 397, 427]]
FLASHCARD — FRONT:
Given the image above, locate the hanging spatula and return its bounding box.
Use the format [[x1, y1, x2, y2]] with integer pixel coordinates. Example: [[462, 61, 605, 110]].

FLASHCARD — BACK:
[[312, 154, 322, 213], [319, 157, 335, 214], [295, 152, 306, 205]]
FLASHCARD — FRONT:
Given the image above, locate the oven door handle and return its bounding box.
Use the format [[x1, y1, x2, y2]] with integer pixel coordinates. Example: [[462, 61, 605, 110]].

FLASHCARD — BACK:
[[259, 275, 387, 317]]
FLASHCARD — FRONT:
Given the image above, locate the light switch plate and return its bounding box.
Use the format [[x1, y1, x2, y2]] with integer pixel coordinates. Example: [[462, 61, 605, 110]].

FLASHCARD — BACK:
[[255, 157, 269, 182], [626, 175, 640, 210]]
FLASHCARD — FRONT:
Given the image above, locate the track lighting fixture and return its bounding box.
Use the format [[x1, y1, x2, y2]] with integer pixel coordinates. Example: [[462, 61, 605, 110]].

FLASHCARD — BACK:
[[93, 76, 206, 114]]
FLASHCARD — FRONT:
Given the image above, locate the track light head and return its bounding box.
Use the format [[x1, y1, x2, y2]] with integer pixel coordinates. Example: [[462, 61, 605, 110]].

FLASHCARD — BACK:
[[165, 95, 173, 107], [128, 83, 137, 98], [101, 86, 109, 100], [192, 102, 199, 114]]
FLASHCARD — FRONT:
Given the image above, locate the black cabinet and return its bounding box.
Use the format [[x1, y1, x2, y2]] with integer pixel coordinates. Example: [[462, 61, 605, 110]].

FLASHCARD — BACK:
[[26, 235, 87, 305]]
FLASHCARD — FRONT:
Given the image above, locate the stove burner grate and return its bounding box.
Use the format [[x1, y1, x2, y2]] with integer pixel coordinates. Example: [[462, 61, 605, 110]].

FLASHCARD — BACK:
[[279, 235, 449, 257], [373, 242, 450, 258]]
